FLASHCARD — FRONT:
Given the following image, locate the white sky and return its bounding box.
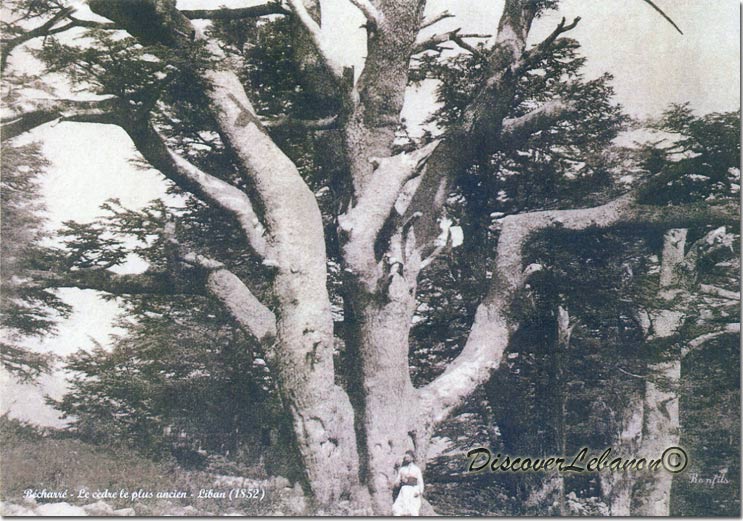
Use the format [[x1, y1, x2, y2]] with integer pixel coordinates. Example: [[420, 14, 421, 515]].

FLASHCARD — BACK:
[[1, 0, 740, 426]]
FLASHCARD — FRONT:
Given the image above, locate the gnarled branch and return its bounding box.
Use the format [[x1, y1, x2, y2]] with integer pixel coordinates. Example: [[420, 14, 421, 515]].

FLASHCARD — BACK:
[[206, 269, 277, 345], [262, 114, 338, 132], [420, 192, 739, 425], [122, 118, 270, 260], [163, 223, 277, 344], [500, 100, 576, 145], [339, 141, 439, 290], [518, 16, 581, 73], [2, 95, 270, 259]]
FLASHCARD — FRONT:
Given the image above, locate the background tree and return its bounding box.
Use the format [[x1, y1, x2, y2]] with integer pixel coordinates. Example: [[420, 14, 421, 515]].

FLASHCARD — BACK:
[[629, 105, 740, 515], [0, 139, 70, 380]]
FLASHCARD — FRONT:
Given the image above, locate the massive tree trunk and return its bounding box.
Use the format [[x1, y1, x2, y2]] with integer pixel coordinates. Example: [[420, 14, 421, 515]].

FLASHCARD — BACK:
[[345, 287, 421, 513], [333, 1, 429, 513], [85, 1, 365, 508], [36, 0, 552, 512], [334, 0, 541, 513]]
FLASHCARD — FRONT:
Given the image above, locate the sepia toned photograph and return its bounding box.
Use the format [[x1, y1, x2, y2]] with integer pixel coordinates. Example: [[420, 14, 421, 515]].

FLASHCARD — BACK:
[[0, 0, 740, 516]]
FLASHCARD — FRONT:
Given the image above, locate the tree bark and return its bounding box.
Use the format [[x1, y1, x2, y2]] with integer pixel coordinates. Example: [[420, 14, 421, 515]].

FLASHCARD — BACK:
[[345, 286, 421, 514], [634, 359, 680, 515], [632, 229, 686, 515], [555, 305, 572, 516], [600, 394, 645, 516], [333, 1, 435, 513]]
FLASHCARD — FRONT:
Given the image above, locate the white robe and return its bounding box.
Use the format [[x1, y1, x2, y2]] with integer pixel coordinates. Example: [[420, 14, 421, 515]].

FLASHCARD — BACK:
[[392, 463, 424, 516]]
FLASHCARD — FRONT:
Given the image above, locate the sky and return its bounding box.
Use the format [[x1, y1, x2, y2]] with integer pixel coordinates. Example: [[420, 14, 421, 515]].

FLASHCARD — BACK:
[[1, 0, 740, 426]]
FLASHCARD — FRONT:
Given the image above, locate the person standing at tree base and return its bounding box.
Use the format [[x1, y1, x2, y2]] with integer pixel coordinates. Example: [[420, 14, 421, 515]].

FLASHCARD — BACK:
[[392, 451, 424, 516]]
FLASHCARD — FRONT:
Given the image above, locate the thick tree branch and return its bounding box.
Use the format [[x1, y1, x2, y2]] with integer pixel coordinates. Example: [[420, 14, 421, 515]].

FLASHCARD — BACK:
[[33, 263, 277, 345], [43, 16, 119, 37], [195, 51, 330, 275], [122, 118, 270, 260], [680, 323, 740, 358], [1, 96, 270, 259], [286, 0, 343, 79], [206, 269, 277, 345], [339, 0, 435, 197], [534, 16, 581, 51], [180, 3, 288, 20], [420, 192, 739, 425], [500, 100, 576, 145], [698, 284, 740, 301], [62, 16, 118, 29], [163, 224, 277, 344], [339, 141, 438, 289], [262, 114, 338, 132], [19, 104, 271, 263], [1, 97, 119, 141]]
